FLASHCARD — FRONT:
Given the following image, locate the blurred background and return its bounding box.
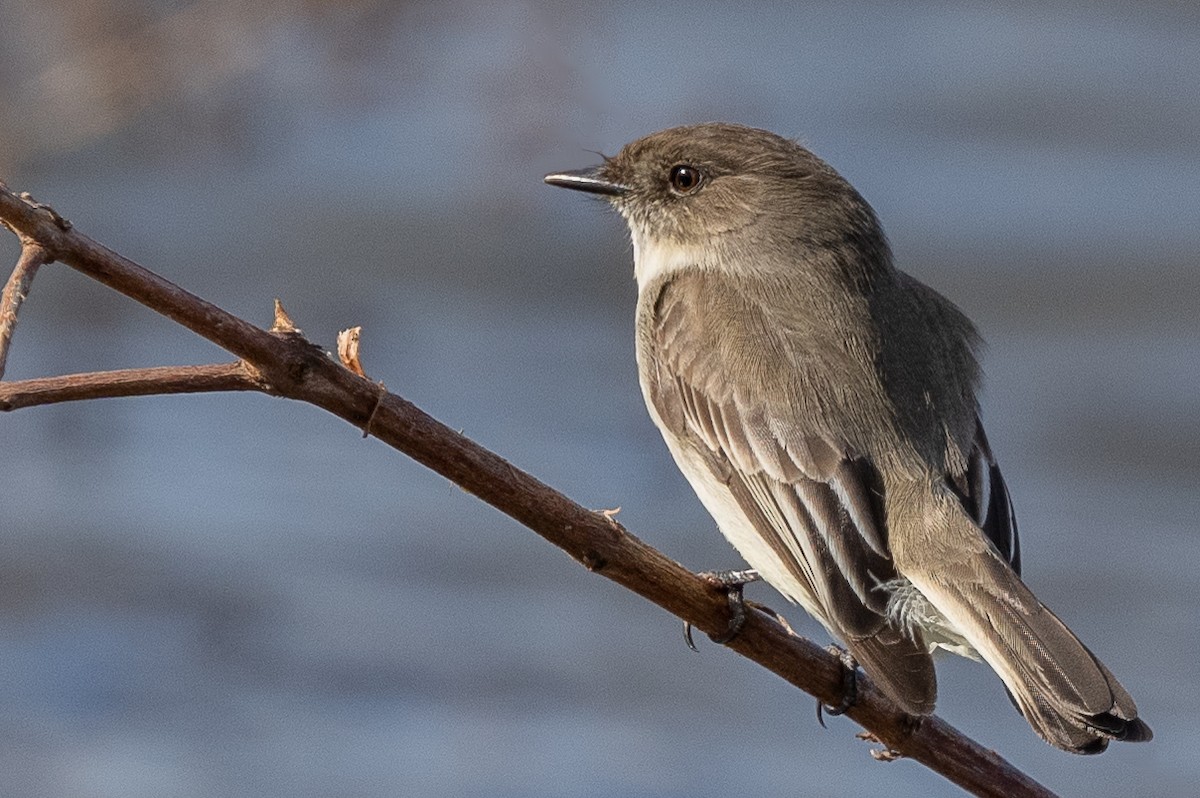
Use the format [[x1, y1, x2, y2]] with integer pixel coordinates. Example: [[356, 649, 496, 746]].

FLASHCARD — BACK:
[[1, 1, 1196, 795]]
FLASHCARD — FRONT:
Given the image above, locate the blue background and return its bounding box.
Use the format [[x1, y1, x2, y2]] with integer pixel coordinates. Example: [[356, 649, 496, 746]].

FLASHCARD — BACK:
[[1, 2, 1195, 795]]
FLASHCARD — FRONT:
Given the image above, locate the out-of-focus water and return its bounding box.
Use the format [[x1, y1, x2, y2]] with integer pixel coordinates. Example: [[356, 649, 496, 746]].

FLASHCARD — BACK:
[[1, 2, 1197, 796]]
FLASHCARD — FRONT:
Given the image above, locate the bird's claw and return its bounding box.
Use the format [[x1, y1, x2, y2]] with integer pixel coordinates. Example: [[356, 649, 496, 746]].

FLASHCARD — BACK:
[[683, 569, 762, 649], [816, 645, 859, 727]]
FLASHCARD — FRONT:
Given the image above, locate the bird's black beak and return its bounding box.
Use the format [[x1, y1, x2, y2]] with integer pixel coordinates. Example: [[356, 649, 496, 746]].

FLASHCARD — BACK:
[[543, 167, 629, 197]]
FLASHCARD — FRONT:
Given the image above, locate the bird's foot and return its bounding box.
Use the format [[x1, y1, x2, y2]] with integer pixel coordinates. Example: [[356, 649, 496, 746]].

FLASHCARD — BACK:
[[683, 569, 762, 650], [816, 645, 859, 727]]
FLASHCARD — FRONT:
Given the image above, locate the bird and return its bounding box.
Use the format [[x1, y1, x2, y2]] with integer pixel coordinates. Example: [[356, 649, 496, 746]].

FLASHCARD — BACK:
[[543, 122, 1151, 754]]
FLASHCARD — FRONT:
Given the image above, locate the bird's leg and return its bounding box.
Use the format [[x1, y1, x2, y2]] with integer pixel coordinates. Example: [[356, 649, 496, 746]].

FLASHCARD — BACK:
[[683, 569, 761, 650], [816, 645, 859, 726]]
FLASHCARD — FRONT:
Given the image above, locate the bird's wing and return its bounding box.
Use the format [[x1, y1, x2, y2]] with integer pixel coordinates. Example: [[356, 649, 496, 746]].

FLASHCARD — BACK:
[[643, 272, 936, 713], [947, 423, 1021, 574]]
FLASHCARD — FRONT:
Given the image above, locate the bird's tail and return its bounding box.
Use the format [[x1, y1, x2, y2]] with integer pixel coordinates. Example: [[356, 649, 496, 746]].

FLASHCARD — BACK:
[[897, 489, 1152, 753]]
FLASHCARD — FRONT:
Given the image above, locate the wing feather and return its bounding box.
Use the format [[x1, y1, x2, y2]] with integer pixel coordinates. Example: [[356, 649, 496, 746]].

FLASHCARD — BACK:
[[950, 423, 1022, 574], [641, 272, 936, 712]]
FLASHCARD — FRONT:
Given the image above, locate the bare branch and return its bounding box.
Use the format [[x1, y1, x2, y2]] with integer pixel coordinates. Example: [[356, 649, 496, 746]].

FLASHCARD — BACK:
[[0, 243, 51, 380], [0, 362, 260, 411], [0, 182, 1058, 798]]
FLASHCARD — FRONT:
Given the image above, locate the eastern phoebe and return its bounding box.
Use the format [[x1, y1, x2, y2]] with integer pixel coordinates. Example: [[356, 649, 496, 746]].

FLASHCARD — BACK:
[[544, 123, 1151, 754]]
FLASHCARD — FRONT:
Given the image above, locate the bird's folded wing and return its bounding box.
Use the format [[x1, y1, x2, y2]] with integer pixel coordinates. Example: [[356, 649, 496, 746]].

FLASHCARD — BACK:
[[645, 272, 936, 712], [948, 424, 1021, 573]]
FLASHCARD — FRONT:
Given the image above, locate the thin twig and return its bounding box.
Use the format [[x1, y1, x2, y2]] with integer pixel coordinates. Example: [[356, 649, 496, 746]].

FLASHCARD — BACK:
[[0, 182, 1058, 798], [0, 243, 50, 380], [0, 362, 260, 411]]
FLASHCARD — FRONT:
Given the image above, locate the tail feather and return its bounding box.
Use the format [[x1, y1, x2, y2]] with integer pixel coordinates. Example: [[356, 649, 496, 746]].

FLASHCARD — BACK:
[[896, 492, 1152, 754], [977, 587, 1150, 752]]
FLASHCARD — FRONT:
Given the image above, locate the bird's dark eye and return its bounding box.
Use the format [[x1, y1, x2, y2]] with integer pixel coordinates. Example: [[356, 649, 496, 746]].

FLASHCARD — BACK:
[[668, 164, 703, 194]]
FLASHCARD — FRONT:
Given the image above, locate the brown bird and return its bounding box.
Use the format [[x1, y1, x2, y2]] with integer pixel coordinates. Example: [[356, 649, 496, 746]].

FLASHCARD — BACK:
[[545, 122, 1151, 753]]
